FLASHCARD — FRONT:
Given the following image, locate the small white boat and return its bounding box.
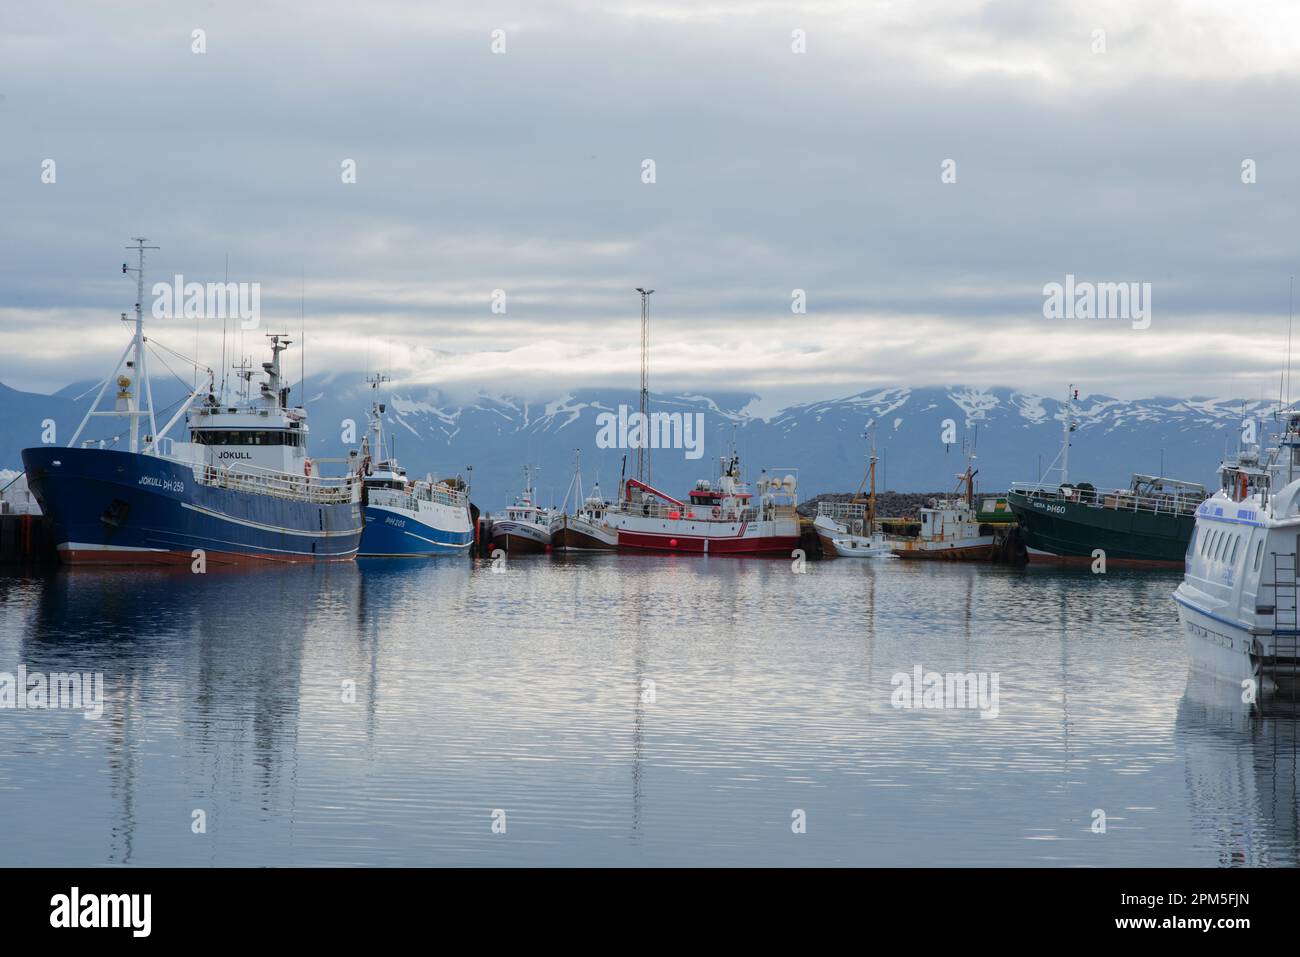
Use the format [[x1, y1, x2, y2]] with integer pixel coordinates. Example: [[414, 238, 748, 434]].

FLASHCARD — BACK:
[[815, 423, 896, 558], [827, 532, 897, 559]]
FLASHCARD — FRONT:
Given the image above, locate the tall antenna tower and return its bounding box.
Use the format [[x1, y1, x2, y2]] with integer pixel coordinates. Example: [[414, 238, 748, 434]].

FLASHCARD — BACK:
[[124, 238, 159, 452], [635, 287, 654, 484]]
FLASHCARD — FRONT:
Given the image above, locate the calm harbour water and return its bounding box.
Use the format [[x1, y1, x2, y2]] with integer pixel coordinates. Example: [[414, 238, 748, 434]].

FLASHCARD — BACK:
[[0, 554, 1295, 867]]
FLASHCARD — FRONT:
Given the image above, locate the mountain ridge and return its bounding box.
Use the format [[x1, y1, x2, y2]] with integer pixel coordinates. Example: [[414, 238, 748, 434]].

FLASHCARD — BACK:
[[0, 379, 1270, 509]]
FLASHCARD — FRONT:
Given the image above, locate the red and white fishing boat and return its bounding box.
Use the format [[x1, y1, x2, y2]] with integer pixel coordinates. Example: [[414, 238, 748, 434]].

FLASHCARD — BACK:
[[607, 449, 800, 555]]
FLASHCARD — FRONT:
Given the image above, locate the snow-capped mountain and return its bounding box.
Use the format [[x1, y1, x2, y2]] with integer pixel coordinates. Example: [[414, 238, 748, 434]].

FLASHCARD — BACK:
[[0, 379, 1273, 510]]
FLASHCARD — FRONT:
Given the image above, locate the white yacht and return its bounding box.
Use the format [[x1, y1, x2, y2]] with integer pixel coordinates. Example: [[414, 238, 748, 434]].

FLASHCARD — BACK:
[[1174, 416, 1295, 685]]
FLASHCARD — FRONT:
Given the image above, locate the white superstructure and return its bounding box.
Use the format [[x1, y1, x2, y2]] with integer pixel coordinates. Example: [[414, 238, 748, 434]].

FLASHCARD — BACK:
[[1174, 413, 1299, 685]]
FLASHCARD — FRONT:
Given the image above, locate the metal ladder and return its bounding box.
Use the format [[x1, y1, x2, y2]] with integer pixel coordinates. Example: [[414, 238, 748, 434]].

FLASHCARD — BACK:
[[1270, 553, 1300, 679]]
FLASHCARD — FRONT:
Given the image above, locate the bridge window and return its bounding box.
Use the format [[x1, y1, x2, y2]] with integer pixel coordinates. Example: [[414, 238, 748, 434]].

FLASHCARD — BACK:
[[193, 430, 300, 447]]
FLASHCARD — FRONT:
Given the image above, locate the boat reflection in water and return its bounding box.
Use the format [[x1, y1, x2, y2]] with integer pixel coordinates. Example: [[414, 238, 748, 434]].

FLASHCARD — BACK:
[[1177, 668, 1300, 867]]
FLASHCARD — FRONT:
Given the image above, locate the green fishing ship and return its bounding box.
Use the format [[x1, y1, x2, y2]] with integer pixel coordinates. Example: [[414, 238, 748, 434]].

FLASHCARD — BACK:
[[1005, 385, 1207, 567]]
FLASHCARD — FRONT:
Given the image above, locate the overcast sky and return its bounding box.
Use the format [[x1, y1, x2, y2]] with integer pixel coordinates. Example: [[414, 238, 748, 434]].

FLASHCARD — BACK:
[[3, 0, 1300, 406]]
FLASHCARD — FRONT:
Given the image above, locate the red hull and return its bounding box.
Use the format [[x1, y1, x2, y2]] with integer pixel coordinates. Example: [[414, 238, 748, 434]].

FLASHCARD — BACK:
[[616, 531, 800, 555]]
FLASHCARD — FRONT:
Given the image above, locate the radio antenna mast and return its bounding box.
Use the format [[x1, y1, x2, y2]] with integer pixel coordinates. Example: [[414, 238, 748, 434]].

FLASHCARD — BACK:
[[635, 287, 654, 484]]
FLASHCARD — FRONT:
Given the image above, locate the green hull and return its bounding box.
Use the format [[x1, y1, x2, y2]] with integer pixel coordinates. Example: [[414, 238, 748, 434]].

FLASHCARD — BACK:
[[1005, 489, 1195, 566]]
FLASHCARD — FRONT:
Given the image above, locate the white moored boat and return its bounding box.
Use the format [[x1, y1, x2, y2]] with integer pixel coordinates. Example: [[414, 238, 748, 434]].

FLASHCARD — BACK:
[[489, 466, 553, 555], [814, 424, 896, 559], [550, 451, 618, 551], [1174, 415, 1297, 686], [886, 449, 995, 561]]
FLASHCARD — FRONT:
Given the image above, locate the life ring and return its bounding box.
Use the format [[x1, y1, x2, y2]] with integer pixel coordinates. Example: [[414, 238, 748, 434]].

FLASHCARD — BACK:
[[304, 459, 313, 478], [712, 506, 721, 519]]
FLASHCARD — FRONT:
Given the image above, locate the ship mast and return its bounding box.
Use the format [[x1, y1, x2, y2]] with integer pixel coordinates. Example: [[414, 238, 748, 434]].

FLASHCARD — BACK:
[[570, 448, 584, 513], [125, 238, 159, 453], [69, 239, 163, 454], [635, 287, 654, 485], [869, 431, 877, 531], [1061, 383, 1075, 487], [366, 373, 391, 464], [854, 422, 879, 532]]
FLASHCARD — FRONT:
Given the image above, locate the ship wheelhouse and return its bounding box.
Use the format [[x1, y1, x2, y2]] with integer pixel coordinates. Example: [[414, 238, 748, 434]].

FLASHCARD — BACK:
[[191, 428, 305, 447]]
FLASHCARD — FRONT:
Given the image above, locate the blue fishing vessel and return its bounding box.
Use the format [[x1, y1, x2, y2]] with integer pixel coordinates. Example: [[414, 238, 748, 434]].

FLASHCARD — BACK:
[[21, 239, 363, 565], [357, 377, 474, 556]]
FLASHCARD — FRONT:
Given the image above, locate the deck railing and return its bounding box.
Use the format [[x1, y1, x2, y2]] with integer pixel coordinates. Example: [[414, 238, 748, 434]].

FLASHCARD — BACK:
[[369, 483, 467, 512], [816, 501, 871, 521], [1009, 481, 1204, 517], [610, 500, 797, 523], [200, 463, 359, 505]]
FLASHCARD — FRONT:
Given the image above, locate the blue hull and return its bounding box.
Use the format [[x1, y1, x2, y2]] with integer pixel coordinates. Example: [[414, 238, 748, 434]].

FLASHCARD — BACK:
[[360, 503, 474, 556], [21, 446, 362, 565]]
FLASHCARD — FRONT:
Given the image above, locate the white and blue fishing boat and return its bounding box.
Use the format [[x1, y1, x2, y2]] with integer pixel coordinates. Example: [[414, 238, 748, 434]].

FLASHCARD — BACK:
[[1175, 412, 1299, 685], [357, 377, 474, 556], [21, 239, 363, 565]]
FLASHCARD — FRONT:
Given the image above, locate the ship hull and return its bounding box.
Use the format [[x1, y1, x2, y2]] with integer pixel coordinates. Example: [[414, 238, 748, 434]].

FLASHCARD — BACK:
[[489, 519, 551, 554], [1174, 590, 1262, 684], [360, 502, 473, 556], [1006, 488, 1193, 567], [813, 516, 845, 557], [21, 446, 362, 565], [617, 529, 800, 554], [890, 539, 996, 561], [610, 514, 800, 555], [828, 540, 897, 559], [551, 518, 618, 551]]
